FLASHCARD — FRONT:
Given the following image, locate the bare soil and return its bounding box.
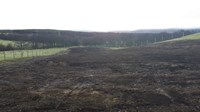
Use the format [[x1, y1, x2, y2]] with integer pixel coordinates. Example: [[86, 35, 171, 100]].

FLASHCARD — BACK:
[[0, 40, 200, 112]]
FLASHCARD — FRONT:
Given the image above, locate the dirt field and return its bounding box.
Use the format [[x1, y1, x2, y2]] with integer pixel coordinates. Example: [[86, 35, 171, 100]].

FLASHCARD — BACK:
[[0, 40, 200, 112]]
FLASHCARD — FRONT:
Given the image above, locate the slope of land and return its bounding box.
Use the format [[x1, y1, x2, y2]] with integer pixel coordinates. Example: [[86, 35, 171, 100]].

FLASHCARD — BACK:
[[0, 39, 200, 111], [162, 33, 200, 42], [132, 28, 200, 33]]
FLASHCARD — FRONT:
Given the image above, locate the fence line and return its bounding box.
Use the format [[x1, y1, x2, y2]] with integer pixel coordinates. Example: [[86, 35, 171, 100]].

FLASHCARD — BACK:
[[0, 48, 66, 61]]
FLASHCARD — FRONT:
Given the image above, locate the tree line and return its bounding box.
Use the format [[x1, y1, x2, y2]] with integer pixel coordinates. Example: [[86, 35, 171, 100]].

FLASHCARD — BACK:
[[0, 29, 198, 51]]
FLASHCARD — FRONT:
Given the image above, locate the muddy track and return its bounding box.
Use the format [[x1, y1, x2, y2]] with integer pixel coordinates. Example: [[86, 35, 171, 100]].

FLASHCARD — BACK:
[[0, 42, 200, 112]]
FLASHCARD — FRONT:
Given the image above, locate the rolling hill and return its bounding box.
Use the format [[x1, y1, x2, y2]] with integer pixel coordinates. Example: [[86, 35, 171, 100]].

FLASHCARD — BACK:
[[166, 33, 200, 42], [157, 33, 200, 45]]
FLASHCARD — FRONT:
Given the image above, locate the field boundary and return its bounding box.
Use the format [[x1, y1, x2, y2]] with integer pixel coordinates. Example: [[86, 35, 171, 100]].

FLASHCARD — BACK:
[[0, 48, 67, 61]]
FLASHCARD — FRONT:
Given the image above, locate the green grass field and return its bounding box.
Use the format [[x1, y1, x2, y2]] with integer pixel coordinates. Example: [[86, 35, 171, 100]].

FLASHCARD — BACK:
[[0, 39, 16, 46], [0, 48, 67, 61], [162, 33, 200, 43]]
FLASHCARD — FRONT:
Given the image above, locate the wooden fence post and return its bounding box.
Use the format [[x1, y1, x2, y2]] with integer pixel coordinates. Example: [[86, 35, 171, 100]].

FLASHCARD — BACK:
[[4, 51, 6, 60], [21, 51, 23, 58], [13, 51, 15, 59], [27, 50, 29, 57], [32, 50, 33, 57]]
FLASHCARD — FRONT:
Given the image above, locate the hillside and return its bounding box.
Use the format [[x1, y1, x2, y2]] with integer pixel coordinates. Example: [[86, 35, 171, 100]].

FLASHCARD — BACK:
[[164, 33, 200, 42], [132, 28, 200, 33], [154, 33, 200, 48]]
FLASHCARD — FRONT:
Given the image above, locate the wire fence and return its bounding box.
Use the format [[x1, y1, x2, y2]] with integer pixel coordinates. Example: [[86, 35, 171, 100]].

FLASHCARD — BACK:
[[0, 48, 67, 61]]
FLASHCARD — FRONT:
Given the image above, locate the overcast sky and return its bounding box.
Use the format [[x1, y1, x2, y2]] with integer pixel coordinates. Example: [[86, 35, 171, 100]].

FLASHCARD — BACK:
[[0, 0, 200, 31]]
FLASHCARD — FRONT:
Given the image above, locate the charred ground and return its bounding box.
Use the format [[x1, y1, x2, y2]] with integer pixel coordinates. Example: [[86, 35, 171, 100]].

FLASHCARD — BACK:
[[0, 40, 200, 112]]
